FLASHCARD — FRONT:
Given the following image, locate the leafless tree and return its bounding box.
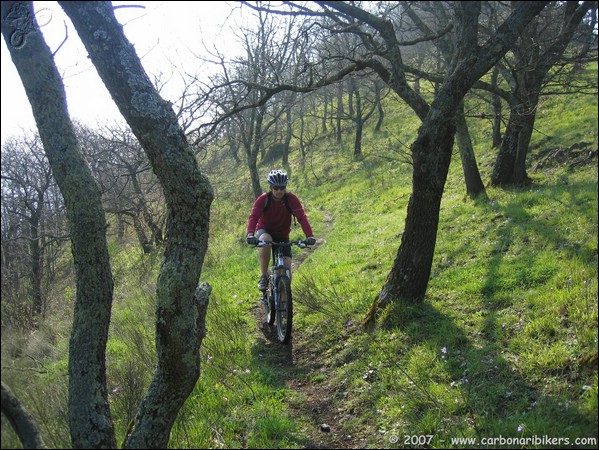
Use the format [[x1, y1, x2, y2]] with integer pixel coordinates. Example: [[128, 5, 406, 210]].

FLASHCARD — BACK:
[[347, 74, 382, 158], [200, 6, 312, 197], [77, 124, 165, 252], [489, 1, 597, 186], [1, 135, 67, 327]]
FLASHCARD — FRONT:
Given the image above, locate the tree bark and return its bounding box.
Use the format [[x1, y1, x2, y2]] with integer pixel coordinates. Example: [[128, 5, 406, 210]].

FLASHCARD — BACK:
[[1, 2, 117, 447], [490, 67, 503, 148], [283, 106, 293, 166], [1, 381, 46, 449], [455, 102, 486, 198], [373, 116, 454, 305], [374, 81, 385, 132], [59, 2, 214, 448], [249, 107, 265, 197]]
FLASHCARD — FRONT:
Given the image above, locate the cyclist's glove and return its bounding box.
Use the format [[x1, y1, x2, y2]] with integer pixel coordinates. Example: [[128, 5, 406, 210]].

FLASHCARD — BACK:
[[305, 237, 316, 246], [246, 234, 258, 245]]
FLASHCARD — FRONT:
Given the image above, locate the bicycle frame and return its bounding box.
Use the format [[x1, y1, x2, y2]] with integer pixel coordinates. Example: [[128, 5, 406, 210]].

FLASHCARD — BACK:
[[271, 245, 290, 284], [255, 240, 308, 343]]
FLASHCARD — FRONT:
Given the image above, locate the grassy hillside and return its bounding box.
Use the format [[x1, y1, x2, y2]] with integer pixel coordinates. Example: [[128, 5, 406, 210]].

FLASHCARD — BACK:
[[1, 64, 597, 448]]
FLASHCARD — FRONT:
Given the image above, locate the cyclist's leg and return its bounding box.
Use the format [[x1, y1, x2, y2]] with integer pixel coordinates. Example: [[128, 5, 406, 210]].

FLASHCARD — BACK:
[[256, 229, 271, 277]]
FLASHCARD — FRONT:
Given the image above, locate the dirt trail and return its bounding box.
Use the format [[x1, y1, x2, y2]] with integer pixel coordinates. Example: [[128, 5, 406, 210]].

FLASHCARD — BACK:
[[252, 323, 362, 449], [251, 210, 368, 448]]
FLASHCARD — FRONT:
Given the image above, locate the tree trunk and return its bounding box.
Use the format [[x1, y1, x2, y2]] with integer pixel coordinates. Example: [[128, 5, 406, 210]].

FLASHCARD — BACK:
[[455, 102, 486, 198], [490, 67, 503, 148], [374, 83, 384, 132], [299, 97, 307, 160], [350, 80, 363, 158], [1, 381, 46, 449], [130, 172, 163, 247], [512, 110, 536, 184], [490, 1, 590, 186], [353, 118, 363, 158], [490, 104, 521, 186], [2, 2, 117, 447], [321, 90, 329, 133], [249, 107, 265, 198], [336, 82, 344, 143], [60, 2, 214, 448], [283, 106, 293, 166], [366, 114, 455, 321], [129, 212, 153, 254], [29, 215, 43, 317]]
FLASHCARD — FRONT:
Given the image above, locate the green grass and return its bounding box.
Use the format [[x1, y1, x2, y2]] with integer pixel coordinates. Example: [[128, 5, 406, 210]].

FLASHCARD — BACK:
[[1, 65, 597, 449]]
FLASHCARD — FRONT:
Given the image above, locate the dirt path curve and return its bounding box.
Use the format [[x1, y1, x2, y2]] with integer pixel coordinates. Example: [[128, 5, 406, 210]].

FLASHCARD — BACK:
[[250, 210, 368, 449]]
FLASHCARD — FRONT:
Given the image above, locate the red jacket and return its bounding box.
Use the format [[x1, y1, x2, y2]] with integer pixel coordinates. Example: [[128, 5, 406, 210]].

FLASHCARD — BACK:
[[247, 192, 313, 240]]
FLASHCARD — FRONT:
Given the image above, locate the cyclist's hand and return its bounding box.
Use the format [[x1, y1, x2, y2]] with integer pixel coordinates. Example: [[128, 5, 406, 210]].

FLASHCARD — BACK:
[[305, 237, 316, 246], [246, 234, 258, 245]]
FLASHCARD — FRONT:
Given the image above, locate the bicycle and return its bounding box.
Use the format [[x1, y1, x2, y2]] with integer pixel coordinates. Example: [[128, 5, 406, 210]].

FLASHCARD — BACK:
[[252, 239, 310, 344]]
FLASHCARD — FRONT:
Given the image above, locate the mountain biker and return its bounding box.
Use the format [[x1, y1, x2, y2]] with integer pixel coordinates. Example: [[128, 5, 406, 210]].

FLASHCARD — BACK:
[[246, 169, 316, 291]]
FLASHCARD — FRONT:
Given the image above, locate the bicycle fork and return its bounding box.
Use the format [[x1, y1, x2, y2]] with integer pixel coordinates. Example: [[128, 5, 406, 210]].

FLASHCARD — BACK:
[[272, 256, 290, 311]]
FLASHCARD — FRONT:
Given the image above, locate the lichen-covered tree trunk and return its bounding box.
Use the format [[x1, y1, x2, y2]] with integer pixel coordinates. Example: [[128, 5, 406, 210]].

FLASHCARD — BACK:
[[59, 2, 214, 448], [1, 2, 117, 447], [489, 101, 521, 186]]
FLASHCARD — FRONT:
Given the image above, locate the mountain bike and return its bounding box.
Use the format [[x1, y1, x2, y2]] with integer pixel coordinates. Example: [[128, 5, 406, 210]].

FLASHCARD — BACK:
[[253, 239, 310, 344]]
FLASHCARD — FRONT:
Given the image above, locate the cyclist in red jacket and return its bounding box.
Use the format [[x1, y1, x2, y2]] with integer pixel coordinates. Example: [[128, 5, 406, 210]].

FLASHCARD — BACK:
[[246, 169, 316, 291]]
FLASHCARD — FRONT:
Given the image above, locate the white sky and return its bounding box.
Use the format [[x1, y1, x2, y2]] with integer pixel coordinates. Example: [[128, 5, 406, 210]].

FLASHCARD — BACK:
[[1, 1, 243, 143]]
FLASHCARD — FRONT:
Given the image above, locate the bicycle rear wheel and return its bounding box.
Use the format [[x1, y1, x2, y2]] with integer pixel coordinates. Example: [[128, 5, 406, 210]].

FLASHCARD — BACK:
[[275, 275, 292, 343]]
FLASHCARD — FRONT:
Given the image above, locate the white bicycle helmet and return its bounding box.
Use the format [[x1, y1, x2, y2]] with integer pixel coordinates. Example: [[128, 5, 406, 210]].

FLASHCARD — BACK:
[[266, 169, 288, 187]]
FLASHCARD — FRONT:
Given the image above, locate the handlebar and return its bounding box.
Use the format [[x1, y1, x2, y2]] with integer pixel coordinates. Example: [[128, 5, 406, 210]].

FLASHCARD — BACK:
[[254, 239, 311, 249]]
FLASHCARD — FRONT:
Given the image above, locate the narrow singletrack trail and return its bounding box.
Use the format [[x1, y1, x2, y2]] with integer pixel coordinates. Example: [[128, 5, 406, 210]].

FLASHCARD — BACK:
[[250, 210, 369, 448]]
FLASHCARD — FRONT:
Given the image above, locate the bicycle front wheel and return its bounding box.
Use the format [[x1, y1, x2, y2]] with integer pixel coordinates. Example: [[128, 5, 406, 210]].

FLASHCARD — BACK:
[[275, 275, 292, 343]]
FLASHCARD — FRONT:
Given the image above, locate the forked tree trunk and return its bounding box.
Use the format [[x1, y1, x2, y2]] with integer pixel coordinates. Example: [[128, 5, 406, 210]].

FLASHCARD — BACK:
[[491, 1, 591, 186], [60, 2, 214, 448]]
